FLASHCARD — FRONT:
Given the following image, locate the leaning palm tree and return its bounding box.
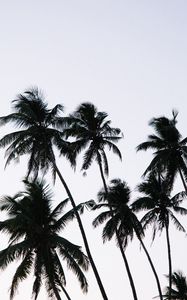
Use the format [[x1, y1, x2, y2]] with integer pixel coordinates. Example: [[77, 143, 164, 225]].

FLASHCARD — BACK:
[[132, 173, 187, 300], [0, 88, 108, 300], [63, 103, 127, 298], [136, 111, 187, 192], [63, 102, 124, 288], [0, 178, 89, 300], [93, 178, 163, 300], [162, 271, 187, 300]]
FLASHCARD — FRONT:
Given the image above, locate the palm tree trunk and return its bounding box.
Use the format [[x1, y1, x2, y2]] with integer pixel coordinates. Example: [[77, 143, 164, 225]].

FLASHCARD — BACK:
[[165, 222, 172, 300], [138, 237, 163, 300], [178, 167, 187, 193], [53, 163, 108, 300], [97, 153, 138, 300], [61, 286, 72, 300], [117, 238, 139, 300]]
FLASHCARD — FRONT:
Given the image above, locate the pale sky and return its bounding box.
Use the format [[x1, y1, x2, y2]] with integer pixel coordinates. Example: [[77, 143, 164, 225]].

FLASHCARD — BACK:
[[0, 1, 187, 300]]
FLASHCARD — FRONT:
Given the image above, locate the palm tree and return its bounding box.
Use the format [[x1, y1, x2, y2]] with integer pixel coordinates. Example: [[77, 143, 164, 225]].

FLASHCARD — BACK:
[[136, 111, 187, 193], [63, 102, 122, 180], [0, 88, 108, 300], [0, 178, 89, 300], [93, 178, 163, 300], [63, 103, 128, 298], [162, 271, 187, 300], [132, 173, 187, 300]]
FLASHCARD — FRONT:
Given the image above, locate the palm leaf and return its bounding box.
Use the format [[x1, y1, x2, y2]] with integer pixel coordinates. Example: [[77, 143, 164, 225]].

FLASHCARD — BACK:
[[169, 211, 186, 232], [0, 240, 31, 269], [92, 211, 111, 228], [10, 250, 34, 299]]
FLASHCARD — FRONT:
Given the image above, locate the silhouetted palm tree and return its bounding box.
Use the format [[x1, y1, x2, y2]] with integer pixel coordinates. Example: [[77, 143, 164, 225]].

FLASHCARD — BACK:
[[93, 179, 139, 300], [136, 111, 187, 192], [63, 102, 124, 299], [0, 88, 108, 300], [162, 271, 187, 300], [0, 179, 89, 300], [92, 178, 163, 300], [63, 102, 122, 179], [132, 173, 187, 300]]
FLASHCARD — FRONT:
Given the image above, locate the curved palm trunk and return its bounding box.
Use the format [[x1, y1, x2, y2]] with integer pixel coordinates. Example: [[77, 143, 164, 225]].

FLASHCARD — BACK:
[[54, 163, 108, 300], [178, 167, 187, 193], [117, 238, 139, 300], [97, 154, 138, 300], [137, 237, 163, 300], [165, 222, 172, 300], [61, 286, 72, 300]]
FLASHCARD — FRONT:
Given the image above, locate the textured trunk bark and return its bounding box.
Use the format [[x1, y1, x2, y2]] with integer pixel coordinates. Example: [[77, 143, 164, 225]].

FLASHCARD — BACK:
[[54, 163, 108, 300]]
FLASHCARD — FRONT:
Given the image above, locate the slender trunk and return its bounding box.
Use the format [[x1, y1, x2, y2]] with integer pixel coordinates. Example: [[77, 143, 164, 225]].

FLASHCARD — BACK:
[[138, 237, 163, 300], [165, 222, 172, 300], [117, 233, 139, 300], [97, 154, 138, 300], [61, 286, 72, 300], [54, 163, 108, 300], [178, 167, 187, 193]]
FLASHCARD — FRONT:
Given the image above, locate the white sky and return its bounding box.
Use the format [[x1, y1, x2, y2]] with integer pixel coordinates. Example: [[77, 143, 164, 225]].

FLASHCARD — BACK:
[[0, 1, 187, 299]]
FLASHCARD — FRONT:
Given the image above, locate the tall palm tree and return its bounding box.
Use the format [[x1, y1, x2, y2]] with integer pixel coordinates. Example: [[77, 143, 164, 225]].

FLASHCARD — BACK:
[[162, 271, 187, 300], [0, 178, 89, 300], [63, 103, 127, 298], [136, 111, 187, 192], [0, 88, 108, 300], [93, 178, 163, 300], [132, 173, 187, 300]]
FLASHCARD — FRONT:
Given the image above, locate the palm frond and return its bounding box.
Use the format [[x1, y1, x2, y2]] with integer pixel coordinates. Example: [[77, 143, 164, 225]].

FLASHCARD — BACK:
[[50, 198, 70, 220], [57, 243, 89, 293], [100, 150, 109, 176], [103, 140, 122, 160], [32, 251, 43, 300], [0, 240, 31, 270], [102, 216, 119, 243], [10, 251, 34, 299], [81, 144, 97, 171], [169, 211, 186, 232], [131, 197, 155, 212], [92, 211, 111, 228]]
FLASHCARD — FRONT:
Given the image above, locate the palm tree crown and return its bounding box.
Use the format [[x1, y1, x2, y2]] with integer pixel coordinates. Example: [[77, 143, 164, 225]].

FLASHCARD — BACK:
[[0, 88, 72, 179], [63, 102, 122, 176], [136, 111, 187, 191], [132, 174, 187, 238], [163, 271, 187, 300], [93, 178, 143, 247], [0, 179, 89, 300]]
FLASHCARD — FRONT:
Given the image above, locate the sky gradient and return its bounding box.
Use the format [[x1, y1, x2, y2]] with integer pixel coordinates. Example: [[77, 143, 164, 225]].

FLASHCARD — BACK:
[[0, 1, 187, 299]]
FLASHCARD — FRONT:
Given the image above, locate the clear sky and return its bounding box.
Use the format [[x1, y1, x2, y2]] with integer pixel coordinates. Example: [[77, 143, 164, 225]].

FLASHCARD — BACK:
[[0, 1, 187, 299]]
